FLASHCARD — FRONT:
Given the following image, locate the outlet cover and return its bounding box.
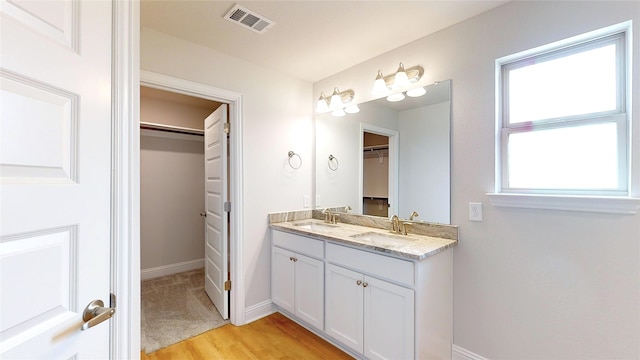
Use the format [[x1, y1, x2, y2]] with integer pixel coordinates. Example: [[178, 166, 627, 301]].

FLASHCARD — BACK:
[[469, 202, 483, 221], [303, 195, 310, 208]]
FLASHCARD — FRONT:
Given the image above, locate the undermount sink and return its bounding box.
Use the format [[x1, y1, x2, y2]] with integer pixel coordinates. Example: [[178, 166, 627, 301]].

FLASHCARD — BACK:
[[350, 232, 418, 246], [292, 221, 339, 231]]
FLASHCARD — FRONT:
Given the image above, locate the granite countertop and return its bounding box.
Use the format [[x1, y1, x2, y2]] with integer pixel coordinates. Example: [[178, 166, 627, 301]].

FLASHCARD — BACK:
[[270, 218, 457, 261]]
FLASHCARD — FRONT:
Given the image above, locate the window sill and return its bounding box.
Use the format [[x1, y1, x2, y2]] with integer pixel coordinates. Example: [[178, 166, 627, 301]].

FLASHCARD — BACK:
[[486, 193, 640, 214]]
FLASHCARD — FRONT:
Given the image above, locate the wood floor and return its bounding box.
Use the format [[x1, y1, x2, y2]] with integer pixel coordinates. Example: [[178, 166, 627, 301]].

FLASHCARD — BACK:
[[141, 312, 353, 360]]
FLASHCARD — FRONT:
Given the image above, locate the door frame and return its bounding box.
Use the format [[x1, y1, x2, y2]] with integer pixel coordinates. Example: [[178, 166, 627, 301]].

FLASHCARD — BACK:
[[112, 1, 140, 358], [139, 70, 245, 325], [113, 3, 246, 358], [359, 123, 399, 217]]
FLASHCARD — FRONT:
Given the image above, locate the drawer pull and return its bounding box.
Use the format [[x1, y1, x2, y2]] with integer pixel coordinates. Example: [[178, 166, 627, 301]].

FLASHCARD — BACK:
[[362, 282, 369, 288], [356, 280, 362, 286]]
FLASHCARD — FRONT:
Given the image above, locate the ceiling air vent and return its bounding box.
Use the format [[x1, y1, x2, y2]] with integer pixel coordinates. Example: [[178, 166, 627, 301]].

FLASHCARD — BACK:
[[224, 4, 275, 34]]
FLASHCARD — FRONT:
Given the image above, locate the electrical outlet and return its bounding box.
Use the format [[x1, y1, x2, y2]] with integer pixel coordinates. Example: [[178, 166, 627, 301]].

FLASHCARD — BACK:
[[469, 202, 483, 221], [315, 195, 320, 206], [303, 195, 310, 208]]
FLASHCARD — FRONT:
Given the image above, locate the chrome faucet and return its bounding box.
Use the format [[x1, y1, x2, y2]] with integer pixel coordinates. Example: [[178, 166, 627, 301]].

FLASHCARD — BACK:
[[409, 211, 419, 221]]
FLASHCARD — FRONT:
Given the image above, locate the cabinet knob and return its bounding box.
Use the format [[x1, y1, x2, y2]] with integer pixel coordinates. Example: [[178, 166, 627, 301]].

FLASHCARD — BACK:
[[362, 282, 368, 288], [356, 280, 362, 286]]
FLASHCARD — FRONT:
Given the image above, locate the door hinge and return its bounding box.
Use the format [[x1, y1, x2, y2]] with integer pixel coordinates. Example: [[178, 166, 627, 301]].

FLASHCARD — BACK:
[[224, 122, 230, 134], [224, 202, 231, 212], [224, 280, 231, 291], [110, 293, 116, 308]]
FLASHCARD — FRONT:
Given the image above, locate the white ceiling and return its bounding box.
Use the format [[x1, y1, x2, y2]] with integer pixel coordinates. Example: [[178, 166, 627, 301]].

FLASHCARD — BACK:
[[141, 1, 508, 83]]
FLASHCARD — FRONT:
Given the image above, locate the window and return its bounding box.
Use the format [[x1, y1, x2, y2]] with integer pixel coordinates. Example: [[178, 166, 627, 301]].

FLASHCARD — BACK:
[[490, 23, 639, 214], [498, 28, 628, 197]]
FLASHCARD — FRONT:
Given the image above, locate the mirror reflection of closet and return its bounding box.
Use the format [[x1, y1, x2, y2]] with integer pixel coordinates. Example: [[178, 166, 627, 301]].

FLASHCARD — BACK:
[[362, 132, 389, 217]]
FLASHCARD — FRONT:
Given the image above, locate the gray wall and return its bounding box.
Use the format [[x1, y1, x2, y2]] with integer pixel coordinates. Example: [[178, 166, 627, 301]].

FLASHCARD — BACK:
[[140, 133, 205, 272]]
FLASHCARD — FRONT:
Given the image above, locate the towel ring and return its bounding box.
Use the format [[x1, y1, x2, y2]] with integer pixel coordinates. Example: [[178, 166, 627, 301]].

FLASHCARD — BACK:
[[288, 151, 302, 169], [328, 154, 339, 171]]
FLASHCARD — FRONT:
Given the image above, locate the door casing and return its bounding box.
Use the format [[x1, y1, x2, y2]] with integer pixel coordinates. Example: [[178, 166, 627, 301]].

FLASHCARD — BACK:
[[139, 70, 245, 327]]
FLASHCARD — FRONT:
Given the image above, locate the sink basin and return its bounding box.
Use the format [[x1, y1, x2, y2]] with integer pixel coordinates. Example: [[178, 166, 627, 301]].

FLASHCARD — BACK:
[[350, 232, 418, 246], [292, 221, 339, 231]]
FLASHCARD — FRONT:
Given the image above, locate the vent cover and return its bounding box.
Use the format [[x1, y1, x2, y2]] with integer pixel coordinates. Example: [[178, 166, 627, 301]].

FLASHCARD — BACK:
[[224, 4, 275, 34]]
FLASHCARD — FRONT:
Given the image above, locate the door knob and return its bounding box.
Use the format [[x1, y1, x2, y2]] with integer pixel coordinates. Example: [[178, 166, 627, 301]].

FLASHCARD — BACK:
[[81, 299, 115, 331]]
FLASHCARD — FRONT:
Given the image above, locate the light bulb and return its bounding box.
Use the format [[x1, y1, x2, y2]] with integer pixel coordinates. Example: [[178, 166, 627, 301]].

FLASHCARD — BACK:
[[386, 92, 405, 102], [331, 108, 346, 117], [371, 70, 389, 96], [329, 88, 343, 109], [406, 86, 426, 97], [393, 62, 410, 89]]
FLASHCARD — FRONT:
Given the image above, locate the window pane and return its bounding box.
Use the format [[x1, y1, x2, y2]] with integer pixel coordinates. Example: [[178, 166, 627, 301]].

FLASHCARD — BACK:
[[508, 122, 618, 189], [508, 44, 617, 124]]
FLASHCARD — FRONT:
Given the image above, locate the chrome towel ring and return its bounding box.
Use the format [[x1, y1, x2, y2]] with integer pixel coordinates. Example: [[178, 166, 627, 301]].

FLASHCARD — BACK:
[[288, 151, 302, 169], [328, 154, 339, 171]]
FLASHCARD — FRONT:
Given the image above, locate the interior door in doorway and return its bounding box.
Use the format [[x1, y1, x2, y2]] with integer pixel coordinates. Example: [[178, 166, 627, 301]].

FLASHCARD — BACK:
[[1, 1, 113, 358], [204, 105, 229, 320]]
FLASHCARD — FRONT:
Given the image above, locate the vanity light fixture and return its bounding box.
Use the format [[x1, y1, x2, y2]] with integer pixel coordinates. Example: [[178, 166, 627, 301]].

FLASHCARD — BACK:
[[406, 86, 427, 97], [316, 87, 355, 115], [393, 62, 411, 89], [344, 104, 360, 114], [386, 93, 405, 102], [316, 92, 331, 113], [370, 62, 424, 96]]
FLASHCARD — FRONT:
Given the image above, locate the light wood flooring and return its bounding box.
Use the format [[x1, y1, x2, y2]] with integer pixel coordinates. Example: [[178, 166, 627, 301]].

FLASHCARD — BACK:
[[141, 312, 353, 359]]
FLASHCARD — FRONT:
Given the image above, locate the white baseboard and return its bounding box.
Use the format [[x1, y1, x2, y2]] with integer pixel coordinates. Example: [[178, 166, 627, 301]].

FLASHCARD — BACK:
[[244, 300, 277, 324], [453, 345, 489, 360], [140, 258, 204, 280]]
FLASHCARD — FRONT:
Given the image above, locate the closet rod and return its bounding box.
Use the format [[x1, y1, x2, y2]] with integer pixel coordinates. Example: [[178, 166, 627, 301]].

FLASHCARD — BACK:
[[363, 145, 388, 152], [140, 121, 204, 136]]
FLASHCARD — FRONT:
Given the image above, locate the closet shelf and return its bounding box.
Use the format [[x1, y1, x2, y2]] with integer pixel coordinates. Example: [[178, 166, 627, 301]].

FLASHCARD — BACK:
[[140, 121, 204, 135]]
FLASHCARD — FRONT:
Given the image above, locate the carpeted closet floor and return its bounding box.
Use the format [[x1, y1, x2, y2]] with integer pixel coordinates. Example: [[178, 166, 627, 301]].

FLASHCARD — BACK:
[[141, 268, 229, 353]]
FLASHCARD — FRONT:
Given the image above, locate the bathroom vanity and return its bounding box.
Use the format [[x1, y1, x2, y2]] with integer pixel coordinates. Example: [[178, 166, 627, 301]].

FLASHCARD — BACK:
[[270, 211, 457, 359]]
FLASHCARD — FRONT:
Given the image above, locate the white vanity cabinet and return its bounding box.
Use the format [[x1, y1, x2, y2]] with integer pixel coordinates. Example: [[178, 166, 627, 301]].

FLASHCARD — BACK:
[[271, 227, 453, 359], [325, 244, 415, 360], [271, 230, 324, 331]]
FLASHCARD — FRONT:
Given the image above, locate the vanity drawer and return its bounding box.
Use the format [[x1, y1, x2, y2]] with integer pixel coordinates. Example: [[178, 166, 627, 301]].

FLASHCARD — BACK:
[[326, 243, 414, 287], [272, 230, 324, 259]]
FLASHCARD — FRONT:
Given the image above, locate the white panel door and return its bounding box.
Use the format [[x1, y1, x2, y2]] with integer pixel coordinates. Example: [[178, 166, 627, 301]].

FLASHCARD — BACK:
[[325, 263, 364, 354], [204, 105, 229, 319], [364, 276, 415, 360], [0, 0, 113, 358], [294, 253, 324, 331], [271, 246, 295, 313]]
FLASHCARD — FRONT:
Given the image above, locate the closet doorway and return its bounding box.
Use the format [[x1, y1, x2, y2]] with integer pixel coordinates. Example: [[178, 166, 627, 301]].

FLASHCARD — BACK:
[[139, 85, 231, 352], [362, 132, 390, 217]]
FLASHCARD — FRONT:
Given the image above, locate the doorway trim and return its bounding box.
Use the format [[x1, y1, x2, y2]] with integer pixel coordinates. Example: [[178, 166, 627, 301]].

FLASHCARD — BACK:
[[359, 123, 399, 216], [140, 70, 246, 326]]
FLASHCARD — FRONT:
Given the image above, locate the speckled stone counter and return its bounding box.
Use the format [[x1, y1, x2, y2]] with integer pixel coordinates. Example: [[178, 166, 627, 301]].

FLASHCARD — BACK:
[[269, 209, 457, 261]]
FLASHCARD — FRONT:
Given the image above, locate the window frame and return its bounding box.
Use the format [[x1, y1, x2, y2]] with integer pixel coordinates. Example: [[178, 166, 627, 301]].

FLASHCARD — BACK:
[[489, 21, 639, 214]]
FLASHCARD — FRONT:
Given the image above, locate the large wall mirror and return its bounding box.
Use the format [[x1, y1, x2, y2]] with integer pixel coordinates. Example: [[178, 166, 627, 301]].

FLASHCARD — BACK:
[[315, 80, 451, 224]]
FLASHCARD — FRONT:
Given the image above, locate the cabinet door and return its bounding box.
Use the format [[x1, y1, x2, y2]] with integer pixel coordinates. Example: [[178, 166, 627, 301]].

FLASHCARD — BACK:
[[272, 246, 295, 313], [294, 253, 324, 330], [325, 263, 364, 354], [364, 276, 415, 360]]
